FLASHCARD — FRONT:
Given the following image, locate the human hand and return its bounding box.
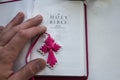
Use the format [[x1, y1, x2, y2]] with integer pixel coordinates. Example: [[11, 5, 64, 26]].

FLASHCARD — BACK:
[[0, 12, 46, 80]]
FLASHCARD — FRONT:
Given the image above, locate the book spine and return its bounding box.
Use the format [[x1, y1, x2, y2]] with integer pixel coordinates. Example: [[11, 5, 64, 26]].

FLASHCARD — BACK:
[[84, 3, 89, 80]]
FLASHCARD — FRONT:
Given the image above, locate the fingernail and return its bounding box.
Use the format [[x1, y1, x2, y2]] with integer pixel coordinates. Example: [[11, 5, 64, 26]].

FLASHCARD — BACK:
[[36, 59, 46, 71], [35, 15, 43, 20], [41, 26, 47, 31], [17, 12, 24, 17]]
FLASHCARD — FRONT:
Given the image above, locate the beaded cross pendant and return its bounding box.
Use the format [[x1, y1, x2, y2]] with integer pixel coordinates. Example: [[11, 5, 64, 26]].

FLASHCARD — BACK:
[[38, 33, 61, 69]]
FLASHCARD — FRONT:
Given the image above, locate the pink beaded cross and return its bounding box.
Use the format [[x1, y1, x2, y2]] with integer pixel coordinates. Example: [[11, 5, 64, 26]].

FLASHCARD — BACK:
[[38, 34, 61, 68]]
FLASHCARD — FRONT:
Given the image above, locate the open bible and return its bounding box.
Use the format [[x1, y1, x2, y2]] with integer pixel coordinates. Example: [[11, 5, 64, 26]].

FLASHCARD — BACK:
[[28, 0, 88, 80]]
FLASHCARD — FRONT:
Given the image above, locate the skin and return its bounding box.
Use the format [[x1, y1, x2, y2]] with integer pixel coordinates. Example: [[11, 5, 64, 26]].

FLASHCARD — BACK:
[[0, 12, 47, 80]]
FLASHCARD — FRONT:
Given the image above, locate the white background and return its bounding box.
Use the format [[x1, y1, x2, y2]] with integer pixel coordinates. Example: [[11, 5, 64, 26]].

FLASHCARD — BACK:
[[87, 0, 120, 80]]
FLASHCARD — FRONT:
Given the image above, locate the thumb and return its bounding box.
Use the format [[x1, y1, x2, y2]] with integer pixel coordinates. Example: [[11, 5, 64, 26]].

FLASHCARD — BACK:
[[9, 59, 46, 80]]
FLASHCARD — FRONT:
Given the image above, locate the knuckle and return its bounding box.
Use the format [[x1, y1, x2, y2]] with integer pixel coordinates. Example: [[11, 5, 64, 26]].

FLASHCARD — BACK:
[[0, 47, 17, 64], [18, 30, 30, 40], [18, 30, 25, 37], [12, 26, 20, 33]]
